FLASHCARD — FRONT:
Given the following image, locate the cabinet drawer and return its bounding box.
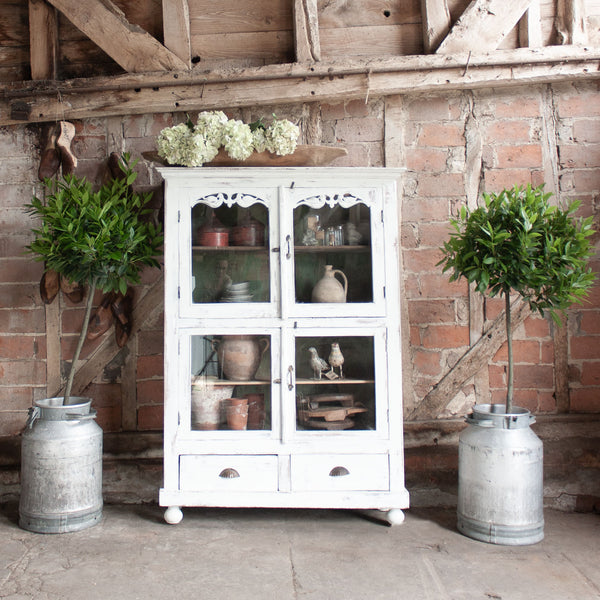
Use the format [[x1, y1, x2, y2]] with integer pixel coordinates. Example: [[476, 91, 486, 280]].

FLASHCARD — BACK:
[[291, 454, 389, 492], [180, 455, 278, 492]]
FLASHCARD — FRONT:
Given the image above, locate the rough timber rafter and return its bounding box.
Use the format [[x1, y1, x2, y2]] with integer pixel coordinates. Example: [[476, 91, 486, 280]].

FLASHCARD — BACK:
[[28, 0, 59, 80], [45, 0, 188, 73], [437, 0, 534, 54], [2, 46, 599, 126]]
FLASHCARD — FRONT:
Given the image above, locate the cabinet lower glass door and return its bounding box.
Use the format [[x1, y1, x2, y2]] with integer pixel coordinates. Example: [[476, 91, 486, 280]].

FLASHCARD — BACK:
[[191, 200, 269, 304], [294, 335, 376, 431], [190, 334, 271, 431]]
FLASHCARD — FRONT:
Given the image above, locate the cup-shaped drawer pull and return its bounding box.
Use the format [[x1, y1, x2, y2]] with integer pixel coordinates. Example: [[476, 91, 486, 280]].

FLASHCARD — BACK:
[[219, 468, 240, 479], [329, 466, 350, 477]]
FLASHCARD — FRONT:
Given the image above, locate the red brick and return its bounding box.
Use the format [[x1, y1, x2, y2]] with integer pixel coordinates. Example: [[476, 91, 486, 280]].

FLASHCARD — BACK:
[[0, 360, 46, 385], [560, 144, 600, 168], [417, 273, 467, 299], [524, 315, 551, 338], [495, 144, 543, 168], [405, 148, 448, 172], [510, 389, 538, 412], [569, 388, 600, 412], [137, 354, 164, 379], [335, 117, 383, 143], [541, 340, 555, 364], [82, 383, 121, 408], [493, 340, 540, 363], [320, 103, 346, 121], [401, 223, 418, 248], [137, 330, 164, 355], [406, 97, 454, 121], [421, 324, 469, 349], [572, 169, 600, 194], [403, 248, 444, 273], [494, 96, 541, 118], [513, 364, 554, 389], [488, 364, 506, 388], [580, 362, 600, 386], [0, 259, 42, 284], [570, 335, 600, 360], [0, 308, 45, 334], [484, 169, 533, 190], [418, 123, 464, 147], [0, 284, 42, 309], [137, 405, 163, 430], [137, 379, 164, 404], [412, 349, 443, 376], [484, 296, 505, 321], [579, 311, 600, 334], [557, 90, 600, 118], [573, 119, 600, 143], [403, 197, 450, 221], [95, 405, 122, 432], [417, 173, 465, 197], [0, 335, 45, 359], [418, 222, 454, 248], [485, 120, 533, 144], [408, 299, 456, 324], [0, 385, 33, 410]]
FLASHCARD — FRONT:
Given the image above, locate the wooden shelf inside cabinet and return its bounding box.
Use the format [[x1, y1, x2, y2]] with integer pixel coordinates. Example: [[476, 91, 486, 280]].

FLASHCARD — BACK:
[[294, 245, 370, 253], [296, 378, 374, 385], [201, 379, 271, 386], [192, 246, 268, 252]]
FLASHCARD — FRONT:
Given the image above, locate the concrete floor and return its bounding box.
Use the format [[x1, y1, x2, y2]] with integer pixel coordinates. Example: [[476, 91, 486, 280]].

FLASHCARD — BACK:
[[0, 504, 599, 600]]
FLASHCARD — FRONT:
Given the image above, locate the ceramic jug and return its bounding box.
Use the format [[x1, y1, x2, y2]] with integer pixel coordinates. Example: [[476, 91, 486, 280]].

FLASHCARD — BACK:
[[213, 335, 270, 381], [311, 265, 348, 303]]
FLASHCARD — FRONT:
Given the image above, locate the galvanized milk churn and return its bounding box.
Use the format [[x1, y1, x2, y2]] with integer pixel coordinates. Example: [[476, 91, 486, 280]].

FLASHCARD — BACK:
[[19, 397, 103, 533], [457, 403, 544, 545]]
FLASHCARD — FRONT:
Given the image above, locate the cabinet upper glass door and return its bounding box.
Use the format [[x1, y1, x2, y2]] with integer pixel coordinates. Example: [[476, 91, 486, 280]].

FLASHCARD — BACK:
[[283, 188, 386, 318], [180, 189, 279, 318]]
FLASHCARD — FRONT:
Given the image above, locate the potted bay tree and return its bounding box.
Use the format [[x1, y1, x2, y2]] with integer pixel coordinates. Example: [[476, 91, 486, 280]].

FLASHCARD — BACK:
[[439, 183, 595, 545], [19, 153, 163, 533]]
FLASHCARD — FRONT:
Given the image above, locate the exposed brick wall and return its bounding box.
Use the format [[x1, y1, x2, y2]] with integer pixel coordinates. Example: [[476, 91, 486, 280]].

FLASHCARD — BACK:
[[0, 82, 598, 449]]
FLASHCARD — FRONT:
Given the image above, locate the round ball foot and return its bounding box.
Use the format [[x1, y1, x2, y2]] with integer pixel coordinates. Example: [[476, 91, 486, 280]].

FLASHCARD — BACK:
[[386, 509, 405, 525], [164, 506, 183, 525]]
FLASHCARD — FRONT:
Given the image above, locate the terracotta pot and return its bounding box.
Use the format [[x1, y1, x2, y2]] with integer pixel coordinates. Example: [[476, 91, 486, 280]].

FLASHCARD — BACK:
[[311, 265, 348, 303], [225, 398, 249, 430], [246, 393, 265, 430], [198, 231, 229, 247], [213, 335, 270, 381], [231, 219, 265, 247], [190, 377, 234, 430]]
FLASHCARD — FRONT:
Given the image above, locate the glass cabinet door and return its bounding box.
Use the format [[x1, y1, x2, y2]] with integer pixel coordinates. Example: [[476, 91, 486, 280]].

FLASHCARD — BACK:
[[179, 190, 279, 318], [283, 328, 389, 436], [282, 188, 386, 318], [184, 331, 274, 433]]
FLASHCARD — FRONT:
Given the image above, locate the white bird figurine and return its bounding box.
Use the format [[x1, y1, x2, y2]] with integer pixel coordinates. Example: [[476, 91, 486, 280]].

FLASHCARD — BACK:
[[308, 347, 329, 380], [328, 342, 344, 378]]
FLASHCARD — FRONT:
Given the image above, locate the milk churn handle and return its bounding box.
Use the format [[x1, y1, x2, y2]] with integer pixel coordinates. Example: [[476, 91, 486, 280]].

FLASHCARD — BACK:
[[25, 406, 40, 429], [66, 409, 98, 421]]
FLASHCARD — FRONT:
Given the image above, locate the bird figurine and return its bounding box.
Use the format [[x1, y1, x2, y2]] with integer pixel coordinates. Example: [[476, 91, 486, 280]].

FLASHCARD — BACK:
[[328, 342, 344, 378], [308, 347, 329, 380]]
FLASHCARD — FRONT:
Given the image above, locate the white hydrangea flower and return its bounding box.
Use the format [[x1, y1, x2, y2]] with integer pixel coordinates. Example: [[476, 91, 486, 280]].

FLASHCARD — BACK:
[[265, 118, 300, 156], [195, 111, 228, 148], [222, 119, 254, 161], [252, 128, 268, 153]]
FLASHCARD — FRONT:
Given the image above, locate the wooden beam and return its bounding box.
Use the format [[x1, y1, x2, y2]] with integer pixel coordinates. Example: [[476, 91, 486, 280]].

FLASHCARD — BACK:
[[28, 0, 58, 80], [519, 0, 543, 48], [556, 0, 587, 45], [2, 47, 599, 126], [420, 0, 451, 53], [53, 278, 164, 397], [293, 0, 321, 62], [162, 0, 191, 69], [437, 0, 533, 54], [45, 0, 188, 73], [410, 299, 531, 421]]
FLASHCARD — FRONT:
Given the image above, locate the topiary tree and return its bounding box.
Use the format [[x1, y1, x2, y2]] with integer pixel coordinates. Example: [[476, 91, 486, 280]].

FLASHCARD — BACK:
[[26, 153, 163, 403], [439, 184, 595, 413]]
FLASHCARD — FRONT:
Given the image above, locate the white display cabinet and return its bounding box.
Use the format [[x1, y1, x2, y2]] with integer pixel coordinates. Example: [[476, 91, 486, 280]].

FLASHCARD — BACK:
[[158, 167, 409, 525]]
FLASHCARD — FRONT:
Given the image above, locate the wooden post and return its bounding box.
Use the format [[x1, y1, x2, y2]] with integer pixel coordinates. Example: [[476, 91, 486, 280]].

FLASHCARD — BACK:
[[420, 0, 451, 53], [293, 0, 321, 62], [162, 0, 192, 69], [28, 0, 58, 80]]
